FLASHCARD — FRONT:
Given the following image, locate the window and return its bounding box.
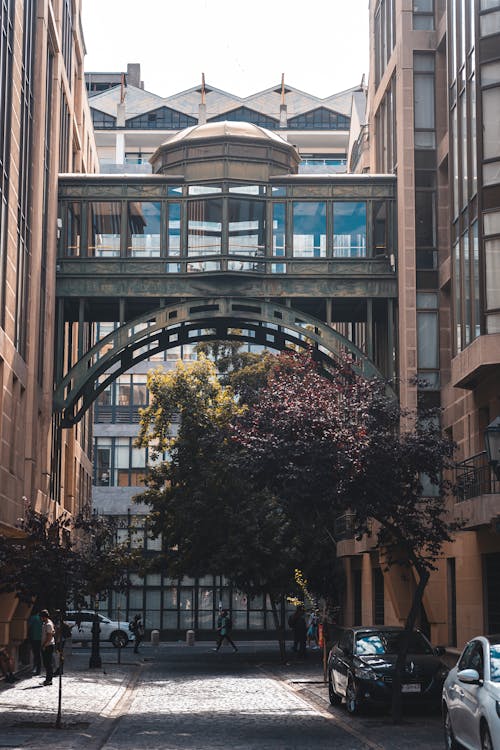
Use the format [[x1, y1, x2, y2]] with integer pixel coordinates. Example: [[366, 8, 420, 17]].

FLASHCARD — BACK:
[[187, 200, 222, 256], [128, 202, 161, 257], [228, 198, 266, 256], [0, 0, 14, 326], [272, 203, 286, 256], [208, 106, 278, 129], [292, 202, 326, 257], [90, 109, 116, 129], [287, 107, 350, 130], [127, 106, 196, 129], [333, 202, 367, 257], [413, 0, 434, 29], [88, 202, 121, 256], [414, 54, 436, 149]]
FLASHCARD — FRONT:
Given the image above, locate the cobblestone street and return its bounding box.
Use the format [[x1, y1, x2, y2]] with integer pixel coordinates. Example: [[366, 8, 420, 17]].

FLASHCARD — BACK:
[[0, 642, 444, 750]]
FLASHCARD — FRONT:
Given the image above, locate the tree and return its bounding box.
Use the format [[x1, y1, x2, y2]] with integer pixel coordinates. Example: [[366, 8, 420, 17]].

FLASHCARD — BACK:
[[136, 355, 324, 659], [0, 502, 137, 614]]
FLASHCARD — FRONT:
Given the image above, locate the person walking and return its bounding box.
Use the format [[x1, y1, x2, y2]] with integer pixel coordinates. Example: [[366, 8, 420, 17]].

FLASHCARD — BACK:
[[130, 614, 144, 654], [28, 610, 42, 676], [40, 609, 55, 686], [289, 606, 307, 657], [306, 610, 319, 650], [214, 609, 237, 652]]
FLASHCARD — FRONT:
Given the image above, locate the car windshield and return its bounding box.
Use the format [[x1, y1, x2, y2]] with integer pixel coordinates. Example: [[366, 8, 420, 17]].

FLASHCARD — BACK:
[[490, 644, 500, 682], [355, 631, 433, 656]]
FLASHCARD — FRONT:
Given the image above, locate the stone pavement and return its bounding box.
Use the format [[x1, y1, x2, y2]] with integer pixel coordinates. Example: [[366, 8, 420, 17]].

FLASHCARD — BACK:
[[0, 641, 444, 749]]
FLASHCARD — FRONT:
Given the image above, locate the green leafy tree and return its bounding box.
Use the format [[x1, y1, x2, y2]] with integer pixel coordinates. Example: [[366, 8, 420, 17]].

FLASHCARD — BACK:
[[0, 502, 137, 614]]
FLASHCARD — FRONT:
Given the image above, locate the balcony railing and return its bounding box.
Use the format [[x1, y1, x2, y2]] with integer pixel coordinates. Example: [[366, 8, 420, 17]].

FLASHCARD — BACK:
[[455, 451, 500, 502]]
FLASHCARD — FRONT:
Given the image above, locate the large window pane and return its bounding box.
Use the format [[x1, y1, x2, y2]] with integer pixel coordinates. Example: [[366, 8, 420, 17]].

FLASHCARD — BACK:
[[168, 203, 181, 256], [333, 202, 367, 257], [415, 191, 436, 247], [272, 203, 286, 256], [485, 238, 500, 309], [293, 202, 326, 257], [417, 312, 439, 368], [228, 198, 266, 256], [483, 88, 500, 160], [128, 201, 161, 257], [65, 202, 81, 256], [188, 199, 222, 255], [88, 202, 121, 256]]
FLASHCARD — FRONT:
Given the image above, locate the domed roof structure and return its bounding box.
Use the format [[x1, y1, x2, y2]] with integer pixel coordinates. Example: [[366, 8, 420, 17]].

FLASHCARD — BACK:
[[150, 120, 300, 180]]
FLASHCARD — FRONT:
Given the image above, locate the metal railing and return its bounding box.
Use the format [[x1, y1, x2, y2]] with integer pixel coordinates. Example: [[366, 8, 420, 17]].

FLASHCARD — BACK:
[[455, 451, 500, 502]]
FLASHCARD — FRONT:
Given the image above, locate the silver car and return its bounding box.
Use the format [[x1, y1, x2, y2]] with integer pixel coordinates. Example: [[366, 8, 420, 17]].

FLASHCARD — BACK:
[[442, 635, 500, 750], [65, 610, 131, 648]]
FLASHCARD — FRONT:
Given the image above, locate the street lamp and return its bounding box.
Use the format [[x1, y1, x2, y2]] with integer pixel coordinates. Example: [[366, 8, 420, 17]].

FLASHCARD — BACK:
[[89, 597, 102, 669], [484, 417, 500, 480]]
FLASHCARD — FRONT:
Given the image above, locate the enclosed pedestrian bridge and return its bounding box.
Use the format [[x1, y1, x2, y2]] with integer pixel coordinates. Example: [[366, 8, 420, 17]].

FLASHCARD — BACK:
[[55, 122, 397, 426]]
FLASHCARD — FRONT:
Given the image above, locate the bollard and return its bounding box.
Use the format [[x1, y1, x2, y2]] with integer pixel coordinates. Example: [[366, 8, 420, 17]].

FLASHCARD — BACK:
[[151, 629, 160, 646], [186, 629, 195, 646]]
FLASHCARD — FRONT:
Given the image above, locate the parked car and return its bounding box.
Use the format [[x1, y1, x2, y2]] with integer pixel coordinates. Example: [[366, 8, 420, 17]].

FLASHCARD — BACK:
[[442, 634, 500, 750], [65, 610, 131, 648], [327, 626, 449, 714]]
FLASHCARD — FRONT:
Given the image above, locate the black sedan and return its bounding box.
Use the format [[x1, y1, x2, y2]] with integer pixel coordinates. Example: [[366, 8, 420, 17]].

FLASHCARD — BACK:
[[327, 626, 449, 714]]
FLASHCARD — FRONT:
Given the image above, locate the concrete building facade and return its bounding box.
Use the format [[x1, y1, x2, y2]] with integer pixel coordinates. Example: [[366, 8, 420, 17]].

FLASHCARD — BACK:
[[0, 0, 97, 665]]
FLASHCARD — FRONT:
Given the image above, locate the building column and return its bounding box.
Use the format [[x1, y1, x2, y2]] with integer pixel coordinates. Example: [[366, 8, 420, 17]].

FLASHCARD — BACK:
[[115, 132, 125, 166]]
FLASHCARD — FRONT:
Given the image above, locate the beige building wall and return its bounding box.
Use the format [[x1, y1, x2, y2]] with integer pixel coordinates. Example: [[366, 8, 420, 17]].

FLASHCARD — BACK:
[[0, 0, 97, 664]]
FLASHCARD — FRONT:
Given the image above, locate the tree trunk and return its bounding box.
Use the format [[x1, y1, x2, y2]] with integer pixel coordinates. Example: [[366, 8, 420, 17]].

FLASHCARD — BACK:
[[391, 566, 430, 724], [269, 596, 287, 663]]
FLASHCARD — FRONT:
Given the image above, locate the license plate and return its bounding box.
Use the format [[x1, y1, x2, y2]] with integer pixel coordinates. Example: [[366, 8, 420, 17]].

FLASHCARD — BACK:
[[402, 683, 421, 693]]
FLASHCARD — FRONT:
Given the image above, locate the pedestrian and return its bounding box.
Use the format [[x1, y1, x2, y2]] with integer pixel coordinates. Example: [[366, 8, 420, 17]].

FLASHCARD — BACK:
[[27, 609, 42, 676], [40, 609, 55, 686], [288, 606, 307, 657], [306, 610, 319, 650], [214, 609, 237, 652], [129, 614, 144, 654], [0, 646, 15, 683], [53, 613, 73, 676]]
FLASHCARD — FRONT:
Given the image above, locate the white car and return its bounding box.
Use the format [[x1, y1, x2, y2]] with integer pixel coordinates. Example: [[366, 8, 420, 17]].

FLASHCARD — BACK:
[[65, 610, 131, 648], [442, 635, 500, 750]]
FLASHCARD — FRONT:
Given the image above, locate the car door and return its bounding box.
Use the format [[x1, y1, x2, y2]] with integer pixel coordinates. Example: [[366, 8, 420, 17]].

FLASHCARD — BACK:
[[450, 640, 483, 748], [332, 630, 354, 696]]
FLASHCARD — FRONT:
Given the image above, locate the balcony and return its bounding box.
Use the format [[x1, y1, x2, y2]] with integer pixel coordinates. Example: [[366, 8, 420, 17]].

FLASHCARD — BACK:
[[455, 452, 500, 529]]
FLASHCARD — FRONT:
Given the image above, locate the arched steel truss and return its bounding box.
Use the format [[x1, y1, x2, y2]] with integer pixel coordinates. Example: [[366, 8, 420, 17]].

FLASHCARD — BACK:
[[53, 297, 388, 427]]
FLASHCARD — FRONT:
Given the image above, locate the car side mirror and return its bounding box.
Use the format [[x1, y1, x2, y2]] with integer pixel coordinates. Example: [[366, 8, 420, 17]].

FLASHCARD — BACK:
[[457, 668, 481, 685], [434, 646, 446, 656]]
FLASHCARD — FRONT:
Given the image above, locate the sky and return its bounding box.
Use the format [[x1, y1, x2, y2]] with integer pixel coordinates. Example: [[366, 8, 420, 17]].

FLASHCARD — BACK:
[[81, 0, 370, 99]]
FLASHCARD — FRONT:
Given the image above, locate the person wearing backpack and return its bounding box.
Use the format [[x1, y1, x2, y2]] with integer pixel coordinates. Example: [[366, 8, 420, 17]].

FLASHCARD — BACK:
[[130, 614, 144, 654], [214, 609, 238, 652]]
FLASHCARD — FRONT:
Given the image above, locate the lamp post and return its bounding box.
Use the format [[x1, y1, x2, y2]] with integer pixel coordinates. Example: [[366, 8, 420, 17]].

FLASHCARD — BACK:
[[484, 417, 500, 480], [89, 596, 102, 669]]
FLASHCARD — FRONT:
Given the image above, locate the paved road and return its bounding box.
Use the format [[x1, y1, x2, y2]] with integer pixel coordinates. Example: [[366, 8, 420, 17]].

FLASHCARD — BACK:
[[0, 642, 444, 750]]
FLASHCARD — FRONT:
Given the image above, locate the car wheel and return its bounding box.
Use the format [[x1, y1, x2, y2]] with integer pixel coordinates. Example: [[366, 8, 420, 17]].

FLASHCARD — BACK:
[[328, 671, 342, 706], [110, 631, 128, 648], [345, 674, 361, 715], [481, 724, 493, 750], [443, 706, 458, 750]]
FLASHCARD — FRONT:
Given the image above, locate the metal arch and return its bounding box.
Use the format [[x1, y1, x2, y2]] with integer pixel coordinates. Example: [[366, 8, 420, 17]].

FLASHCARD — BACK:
[[53, 297, 388, 427]]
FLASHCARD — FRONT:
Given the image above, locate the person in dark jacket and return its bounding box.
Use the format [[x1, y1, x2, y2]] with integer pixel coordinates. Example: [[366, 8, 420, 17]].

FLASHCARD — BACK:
[[288, 606, 307, 656], [214, 610, 238, 652], [129, 614, 144, 654]]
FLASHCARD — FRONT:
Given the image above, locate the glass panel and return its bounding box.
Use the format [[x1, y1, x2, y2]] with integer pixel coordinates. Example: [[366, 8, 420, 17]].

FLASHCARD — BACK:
[[88, 202, 121, 256], [417, 312, 438, 368], [197, 611, 214, 629], [117, 376, 131, 406], [96, 440, 111, 486], [484, 210, 500, 235], [168, 203, 181, 256], [128, 202, 161, 257], [228, 185, 264, 195], [166, 262, 181, 273], [415, 191, 436, 247], [481, 0, 500, 8], [187, 260, 221, 272], [464, 234, 471, 345], [473, 222, 480, 339], [115, 437, 130, 468], [272, 203, 286, 256], [227, 260, 265, 272], [146, 590, 161, 610], [163, 611, 178, 628], [483, 86, 500, 159], [187, 199, 222, 255], [228, 198, 266, 256], [416, 292, 438, 308], [163, 586, 178, 608], [188, 185, 222, 195], [293, 202, 326, 257], [271, 262, 286, 273], [168, 186, 183, 196], [333, 202, 367, 257], [485, 238, 500, 309], [373, 201, 387, 254], [232, 610, 247, 629], [480, 10, 500, 36], [414, 75, 435, 129], [199, 588, 215, 610], [248, 611, 265, 629], [483, 161, 500, 186], [413, 15, 434, 29], [128, 589, 143, 609], [481, 61, 500, 86], [179, 610, 195, 629], [271, 186, 286, 196], [65, 202, 81, 256], [487, 313, 500, 333]]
